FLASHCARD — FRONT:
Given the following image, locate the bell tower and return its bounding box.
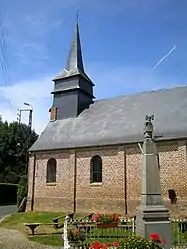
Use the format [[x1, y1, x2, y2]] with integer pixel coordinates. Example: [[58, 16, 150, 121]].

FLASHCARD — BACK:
[[50, 16, 95, 121]]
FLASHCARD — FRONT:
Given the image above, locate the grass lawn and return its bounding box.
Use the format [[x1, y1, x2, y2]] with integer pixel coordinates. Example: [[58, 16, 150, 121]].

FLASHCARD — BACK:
[[0, 211, 133, 246], [2, 212, 186, 247], [0, 211, 87, 246]]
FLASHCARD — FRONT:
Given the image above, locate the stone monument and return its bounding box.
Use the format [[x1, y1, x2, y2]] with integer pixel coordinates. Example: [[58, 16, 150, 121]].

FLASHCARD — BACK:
[[136, 115, 172, 249]]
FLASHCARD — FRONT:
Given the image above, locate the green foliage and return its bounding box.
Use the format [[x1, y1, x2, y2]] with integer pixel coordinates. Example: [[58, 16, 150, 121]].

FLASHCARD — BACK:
[[0, 183, 18, 205], [0, 121, 38, 184], [119, 235, 164, 249], [67, 228, 80, 241], [17, 175, 28, 208]]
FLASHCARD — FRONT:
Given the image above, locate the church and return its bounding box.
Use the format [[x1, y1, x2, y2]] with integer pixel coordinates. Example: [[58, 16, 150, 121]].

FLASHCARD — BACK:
[[27, 20, 187, 216]]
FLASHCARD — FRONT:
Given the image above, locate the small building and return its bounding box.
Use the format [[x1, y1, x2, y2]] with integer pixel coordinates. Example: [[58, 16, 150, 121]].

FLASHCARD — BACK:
[[27, 20, 187, 216]]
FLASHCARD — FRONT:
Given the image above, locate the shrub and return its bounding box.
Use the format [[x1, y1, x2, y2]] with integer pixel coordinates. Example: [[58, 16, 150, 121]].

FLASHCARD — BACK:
[[67, 229, 80, 242], [119, 234, 166, 249], [0, 183, 18, 205], [17, 175, 28, 208]]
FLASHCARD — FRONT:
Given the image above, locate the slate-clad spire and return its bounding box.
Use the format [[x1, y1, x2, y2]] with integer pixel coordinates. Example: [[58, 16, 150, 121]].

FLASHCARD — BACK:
[[51, 13, 95, 120], [65, 20, 84, 72], [53, 13, 93, 83]]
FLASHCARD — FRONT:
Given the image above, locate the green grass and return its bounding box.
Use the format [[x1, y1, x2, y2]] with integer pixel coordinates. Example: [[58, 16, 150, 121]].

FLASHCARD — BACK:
[[0, 211, 88, 246], [29, 234, 62, 246], [172, 222, 187, 246]]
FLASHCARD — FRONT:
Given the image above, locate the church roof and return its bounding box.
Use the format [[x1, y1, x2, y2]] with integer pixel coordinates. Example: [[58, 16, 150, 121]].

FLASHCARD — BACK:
[[30, 85, 187, 152]]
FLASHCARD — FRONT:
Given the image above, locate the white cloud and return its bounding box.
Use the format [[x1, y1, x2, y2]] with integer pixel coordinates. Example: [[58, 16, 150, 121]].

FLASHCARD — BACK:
[[0, 75, 54, 134]]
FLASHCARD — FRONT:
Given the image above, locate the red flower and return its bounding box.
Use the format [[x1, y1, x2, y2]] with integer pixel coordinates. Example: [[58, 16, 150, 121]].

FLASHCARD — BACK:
[[105, 243, 110, 247], [90, 241, 108, 249], [150, 233, 160, 242], [113, 242, 119, 247]]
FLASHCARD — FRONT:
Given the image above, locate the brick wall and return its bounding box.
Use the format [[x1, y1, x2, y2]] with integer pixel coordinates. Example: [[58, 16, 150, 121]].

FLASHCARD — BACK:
[[27, 150, 75, 212], [75, 147, 125, 213], [126, 140, 187, 216], [26, 140, 187, 216]]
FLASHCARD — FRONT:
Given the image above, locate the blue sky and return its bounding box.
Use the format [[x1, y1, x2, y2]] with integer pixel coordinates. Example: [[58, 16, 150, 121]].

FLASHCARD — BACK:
[[0, 0, 187, 133]]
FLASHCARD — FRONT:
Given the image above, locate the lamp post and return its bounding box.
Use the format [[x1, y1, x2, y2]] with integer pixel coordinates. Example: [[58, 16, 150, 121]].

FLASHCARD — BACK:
[[24, 102, 33, 130]]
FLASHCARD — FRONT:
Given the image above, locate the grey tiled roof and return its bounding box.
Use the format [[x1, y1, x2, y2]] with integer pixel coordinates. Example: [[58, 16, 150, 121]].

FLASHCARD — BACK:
[[30, 85, 187, 152]]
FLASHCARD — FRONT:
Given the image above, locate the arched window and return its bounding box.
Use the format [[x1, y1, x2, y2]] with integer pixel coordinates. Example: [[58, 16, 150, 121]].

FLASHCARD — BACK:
[[90, 155, 102, 183], [46, 158, 57, 183]]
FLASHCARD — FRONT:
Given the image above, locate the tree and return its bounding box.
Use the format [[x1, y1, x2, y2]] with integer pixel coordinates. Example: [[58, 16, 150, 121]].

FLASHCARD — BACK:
[[0, 121, 38, 184]]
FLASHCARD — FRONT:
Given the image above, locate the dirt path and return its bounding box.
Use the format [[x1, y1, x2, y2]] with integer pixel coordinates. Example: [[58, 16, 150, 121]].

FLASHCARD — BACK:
[[0, 227, 63, 249]]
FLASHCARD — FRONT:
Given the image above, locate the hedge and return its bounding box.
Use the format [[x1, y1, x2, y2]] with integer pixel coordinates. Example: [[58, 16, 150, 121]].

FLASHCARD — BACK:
[[0, 183, 18, 205]]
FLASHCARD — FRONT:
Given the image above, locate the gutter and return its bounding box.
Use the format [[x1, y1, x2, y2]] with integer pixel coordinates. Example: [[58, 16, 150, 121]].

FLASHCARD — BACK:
[[73, 151, 77, 213], [31, 154, 36, 211], [29, 136, 187, 153], [124, 149, 127, 215]]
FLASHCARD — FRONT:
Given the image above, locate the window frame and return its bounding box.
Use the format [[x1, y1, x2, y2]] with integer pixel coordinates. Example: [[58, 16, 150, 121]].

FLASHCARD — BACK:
[[46, 158, 57, 183], [90, 155, 102, 183]]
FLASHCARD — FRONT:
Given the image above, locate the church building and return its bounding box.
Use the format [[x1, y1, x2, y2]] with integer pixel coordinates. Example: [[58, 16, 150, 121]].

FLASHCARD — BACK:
[[27, 20, 187, 216]]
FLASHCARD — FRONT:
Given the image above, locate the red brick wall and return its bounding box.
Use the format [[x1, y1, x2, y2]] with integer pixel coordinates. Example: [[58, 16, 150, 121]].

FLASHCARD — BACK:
[[26, 140, 187, 216]]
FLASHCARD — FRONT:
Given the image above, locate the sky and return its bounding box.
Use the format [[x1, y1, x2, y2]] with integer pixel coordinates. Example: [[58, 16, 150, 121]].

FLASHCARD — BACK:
[[0, 0, 187, 134]]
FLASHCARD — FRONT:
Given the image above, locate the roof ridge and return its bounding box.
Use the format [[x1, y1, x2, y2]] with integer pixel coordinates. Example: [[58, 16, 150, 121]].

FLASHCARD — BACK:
[[94, 84, 187, 103]]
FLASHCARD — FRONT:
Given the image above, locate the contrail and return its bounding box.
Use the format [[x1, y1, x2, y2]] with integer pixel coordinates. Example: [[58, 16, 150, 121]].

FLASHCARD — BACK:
[[151, 45, 176, 71]]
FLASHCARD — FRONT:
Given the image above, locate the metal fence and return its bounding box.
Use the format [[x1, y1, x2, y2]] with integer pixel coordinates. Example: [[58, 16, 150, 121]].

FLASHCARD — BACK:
[[64, 215, 187, 249], [70, 216, 135, 240], [172, 217, 187, 248]]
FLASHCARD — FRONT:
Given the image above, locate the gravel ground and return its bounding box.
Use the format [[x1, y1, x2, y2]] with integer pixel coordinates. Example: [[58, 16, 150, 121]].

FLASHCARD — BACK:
[[0, 227, 63, 249]]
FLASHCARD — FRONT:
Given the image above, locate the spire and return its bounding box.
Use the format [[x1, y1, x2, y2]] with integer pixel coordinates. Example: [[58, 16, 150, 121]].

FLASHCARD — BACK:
[[65, 10, 84, 72], [51, 11, 95, 119]]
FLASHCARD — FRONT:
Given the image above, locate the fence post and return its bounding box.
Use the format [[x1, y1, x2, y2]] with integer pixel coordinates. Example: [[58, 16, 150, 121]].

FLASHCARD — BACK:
[[64, 215, 70, 249], [132, 217, 135, 234]]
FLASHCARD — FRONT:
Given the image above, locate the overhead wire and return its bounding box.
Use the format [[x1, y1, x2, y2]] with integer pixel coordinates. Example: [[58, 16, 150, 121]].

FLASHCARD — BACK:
[[0, 1, 14, 112]]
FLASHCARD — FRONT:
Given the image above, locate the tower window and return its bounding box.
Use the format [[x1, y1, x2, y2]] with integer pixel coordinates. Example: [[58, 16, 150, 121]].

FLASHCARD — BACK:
[[50, 107, 57, 121], [47, 158, 57, 183], [90, 155, 102, 183]]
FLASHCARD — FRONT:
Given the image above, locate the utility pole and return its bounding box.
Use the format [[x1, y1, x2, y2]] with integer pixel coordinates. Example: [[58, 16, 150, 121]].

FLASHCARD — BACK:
[[17, 109, 21, 124], [28, 109, 33, 130], [17, 103, 33, 176]]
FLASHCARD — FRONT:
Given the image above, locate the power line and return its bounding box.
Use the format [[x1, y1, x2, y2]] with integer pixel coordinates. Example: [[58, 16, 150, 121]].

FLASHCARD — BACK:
[[0, 1, 14, 112]]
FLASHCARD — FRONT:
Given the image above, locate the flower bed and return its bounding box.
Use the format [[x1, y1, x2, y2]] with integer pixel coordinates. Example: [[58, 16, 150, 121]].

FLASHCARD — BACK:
[[89, 234, 166, 249], [92, 213, 121, 224]]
